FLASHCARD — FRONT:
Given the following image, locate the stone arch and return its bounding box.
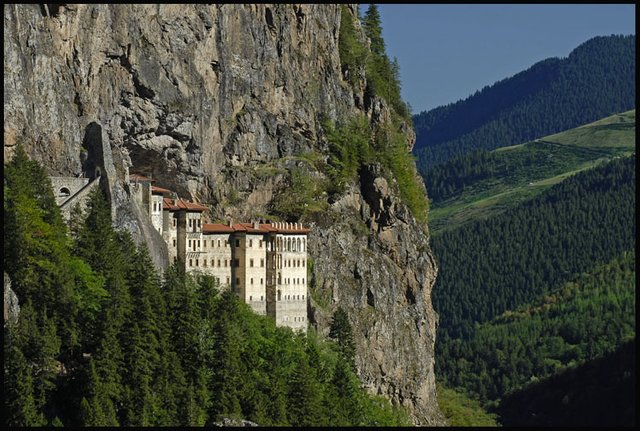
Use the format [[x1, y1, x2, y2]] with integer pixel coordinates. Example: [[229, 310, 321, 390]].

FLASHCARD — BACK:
[[59, 187, 71, 198]]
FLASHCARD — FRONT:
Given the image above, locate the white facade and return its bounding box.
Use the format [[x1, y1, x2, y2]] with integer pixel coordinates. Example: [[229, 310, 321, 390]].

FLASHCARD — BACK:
[[129, 173, 309, 332], [200, 232, 233, 288]]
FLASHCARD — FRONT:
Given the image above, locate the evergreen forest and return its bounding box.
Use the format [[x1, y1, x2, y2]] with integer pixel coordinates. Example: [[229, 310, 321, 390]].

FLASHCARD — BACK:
[[3, 144, 411, 427], [412, 35, 636, 171], [431, 155, 636, 423]]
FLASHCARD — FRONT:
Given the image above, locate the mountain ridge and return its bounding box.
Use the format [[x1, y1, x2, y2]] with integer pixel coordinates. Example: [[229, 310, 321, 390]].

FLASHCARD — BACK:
[[412, 34, 636, 170]]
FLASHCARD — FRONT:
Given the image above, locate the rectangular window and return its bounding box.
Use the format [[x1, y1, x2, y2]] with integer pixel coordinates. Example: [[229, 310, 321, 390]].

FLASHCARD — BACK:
[[189, 259, 192, 267], [261, 295, 263, 301], [236, 277, 240, 286], [188, 239, 191, 248], [195, 259, 199, 267], [198, 219, 201, 227], [249, 239, 253, 247], [259, 240, 263, 248], [260, 278, 263, 285], [218, 259, 221, 267], [173, 239, 176, 247], [250, 258, 254, 267], [197, 240, 201, 248], [189, 219, 192, 227], [250, 295, 252, 301], [227, 277, 230, 285], [260, 258, 264, 267], [250, 278, 253, 285], [235, 239, 240, 247], [218, 239, 221, 247], [212, 259, 215, 267], [173, 219, 176, 227], [224, 260, 227, 267]]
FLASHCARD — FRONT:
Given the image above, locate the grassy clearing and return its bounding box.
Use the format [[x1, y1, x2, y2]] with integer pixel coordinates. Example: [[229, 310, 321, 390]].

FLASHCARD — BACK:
[[429, 110, 636, 234]]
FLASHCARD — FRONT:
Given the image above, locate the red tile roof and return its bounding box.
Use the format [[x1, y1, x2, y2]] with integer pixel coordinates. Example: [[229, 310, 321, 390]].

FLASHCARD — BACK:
[[129, 173, 155, 182], [201, 222, 310, 234], [151, 185, 172, 194], [162, 197, 179, 211], [177, 199, 208, 212], [203, 223, 235, 233]]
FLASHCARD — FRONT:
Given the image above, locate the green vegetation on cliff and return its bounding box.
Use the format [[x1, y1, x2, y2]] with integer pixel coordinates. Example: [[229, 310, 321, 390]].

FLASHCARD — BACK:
[[280, 5, 429, 225], [3, 146, 411, 427]]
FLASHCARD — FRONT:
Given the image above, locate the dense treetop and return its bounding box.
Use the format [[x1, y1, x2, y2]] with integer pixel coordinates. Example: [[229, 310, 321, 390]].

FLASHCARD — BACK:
[[3, 145, 410, 427]]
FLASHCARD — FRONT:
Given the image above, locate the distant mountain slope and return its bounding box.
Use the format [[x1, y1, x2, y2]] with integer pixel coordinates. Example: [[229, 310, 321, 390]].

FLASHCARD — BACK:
[[497, 339, 636, 427], [438, 250, 635, 404], [425, 109, 635, 233], [413, 35, 636, 171], [432, 155, 635, 341]]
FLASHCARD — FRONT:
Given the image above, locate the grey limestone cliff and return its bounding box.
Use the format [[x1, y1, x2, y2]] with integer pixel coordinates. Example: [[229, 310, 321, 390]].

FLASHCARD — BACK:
[[4, 4, 444, 425]]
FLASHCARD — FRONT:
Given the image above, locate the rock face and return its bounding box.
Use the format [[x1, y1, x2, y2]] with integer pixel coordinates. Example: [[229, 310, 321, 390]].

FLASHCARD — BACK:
[[4, 273, 20, 326], [4, 4, 444, 425]]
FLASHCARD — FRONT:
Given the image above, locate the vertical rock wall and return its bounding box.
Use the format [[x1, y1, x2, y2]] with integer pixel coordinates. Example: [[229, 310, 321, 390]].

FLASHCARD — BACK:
[[3, 4, 444, 425]]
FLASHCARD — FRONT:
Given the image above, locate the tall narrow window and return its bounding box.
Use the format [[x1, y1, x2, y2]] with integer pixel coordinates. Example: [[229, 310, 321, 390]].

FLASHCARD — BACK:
[[249, 239, 253, 247], [218, 239, 221, 247], [250, 258, 254, 267], [260, 258, 264, 267]]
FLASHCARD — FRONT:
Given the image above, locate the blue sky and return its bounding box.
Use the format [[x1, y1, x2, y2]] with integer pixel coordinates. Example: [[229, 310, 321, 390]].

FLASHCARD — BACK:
[[364, 4, 636, 114]]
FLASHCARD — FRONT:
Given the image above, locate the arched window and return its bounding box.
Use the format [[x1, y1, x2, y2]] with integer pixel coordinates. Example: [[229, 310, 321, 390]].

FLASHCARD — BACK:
[[297, 238, 301, 252], [287, 238, 291, 251], [59, 187, 71, 198], [302, 238, 306, 252], [277, 290, 282, 301]]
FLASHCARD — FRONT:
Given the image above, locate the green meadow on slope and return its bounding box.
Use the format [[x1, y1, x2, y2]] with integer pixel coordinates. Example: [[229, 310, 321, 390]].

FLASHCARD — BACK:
[[426, 110, 635, 234]]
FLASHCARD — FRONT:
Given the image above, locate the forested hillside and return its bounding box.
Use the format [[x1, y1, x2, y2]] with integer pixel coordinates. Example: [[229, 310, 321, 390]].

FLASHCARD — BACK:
[[432, 155, 635, 341], [3, 145, 410, 427], [425, 110, 635, 233], [431, 155, 636, 424], [413, 35, 635, 171], [438, 251, 635, 402], [498, 339, 635, 427]]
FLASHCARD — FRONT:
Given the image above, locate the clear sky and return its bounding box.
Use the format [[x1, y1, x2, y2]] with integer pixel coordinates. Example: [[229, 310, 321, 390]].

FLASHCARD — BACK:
[[365, 4, 636, 114]]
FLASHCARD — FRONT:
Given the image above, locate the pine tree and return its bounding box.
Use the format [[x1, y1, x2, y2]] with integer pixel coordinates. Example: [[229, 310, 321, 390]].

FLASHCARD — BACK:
[[3, 327, 44, 426], [287, 355, 322, 426], [362, 4, 385, 56], [329, 306, 356, 370]]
